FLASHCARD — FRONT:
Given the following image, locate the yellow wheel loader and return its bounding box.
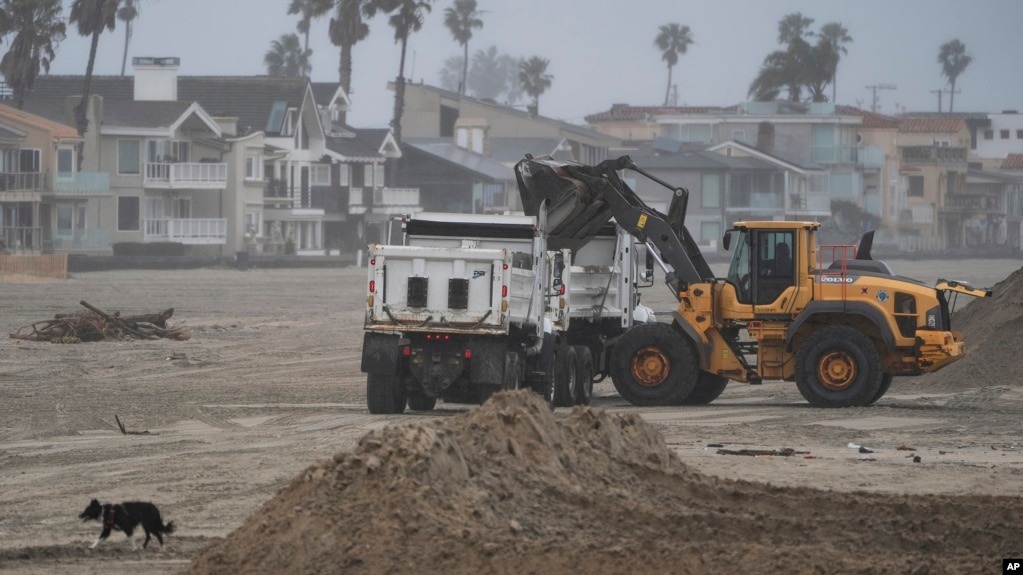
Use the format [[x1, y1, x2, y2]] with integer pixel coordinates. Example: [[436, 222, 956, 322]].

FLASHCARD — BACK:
[[515, 155, 990, 407]]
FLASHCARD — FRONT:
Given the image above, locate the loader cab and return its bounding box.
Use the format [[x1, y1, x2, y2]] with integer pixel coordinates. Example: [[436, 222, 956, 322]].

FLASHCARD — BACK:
[[724, 225, 797, 306]]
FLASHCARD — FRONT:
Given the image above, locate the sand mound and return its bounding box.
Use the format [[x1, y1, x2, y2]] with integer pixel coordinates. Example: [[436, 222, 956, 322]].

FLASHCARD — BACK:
[[190, 391, 1022, 574], [912, 265, 1023, 391]]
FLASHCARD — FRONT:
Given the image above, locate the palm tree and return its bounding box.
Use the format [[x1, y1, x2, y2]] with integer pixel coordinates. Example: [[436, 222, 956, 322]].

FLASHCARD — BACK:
[[819, 22, 852, 103], [328, 0, 370, 124], [288, 0, 332, 76], [0, 0, 66, 109], [518, 55, 552, 116], [365, 0, 433, 144], [116, 0, 138, 76], [443, 0, 483, 96], [69, 0, 120, 151], [938, 39, 972, 113], [654, 23, 693, 106], [264, 33, 310, 78]]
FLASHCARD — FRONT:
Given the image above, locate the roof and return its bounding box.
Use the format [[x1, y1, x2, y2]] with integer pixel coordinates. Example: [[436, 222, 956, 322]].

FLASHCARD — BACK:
[[27, 75, 310, 135], [326, 128, 392, 162], [403, 138, 513, 182], [99, 100, 193, 128], [584, 103, 739, 123], [1003, 154, 1023, 170], [0, 101, 79, 140], [631, 148, 776, 171], [486, 138, 572, 164], [897, 116, 966, 134], [835, 106, 899, 129]]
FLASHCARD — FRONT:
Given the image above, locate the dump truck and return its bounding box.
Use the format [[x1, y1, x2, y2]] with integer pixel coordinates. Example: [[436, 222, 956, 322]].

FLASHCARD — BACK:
[[361, 210, 657, 413], [515, 155, 991, 407]]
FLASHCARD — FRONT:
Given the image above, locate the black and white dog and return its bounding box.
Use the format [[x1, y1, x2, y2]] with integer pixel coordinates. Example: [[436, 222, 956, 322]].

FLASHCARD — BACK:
[[78, 499, 176, 550]]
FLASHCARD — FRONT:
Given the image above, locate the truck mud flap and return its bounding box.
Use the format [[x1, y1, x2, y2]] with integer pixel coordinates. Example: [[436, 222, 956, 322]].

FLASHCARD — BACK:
[[361, 332, 401, 375], [468, 340, 506, 385]]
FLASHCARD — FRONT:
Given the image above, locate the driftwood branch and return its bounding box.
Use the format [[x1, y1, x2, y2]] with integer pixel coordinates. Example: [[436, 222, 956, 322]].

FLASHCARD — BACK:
[[115, 415, 153, 436], [9, 302, 188, 343]]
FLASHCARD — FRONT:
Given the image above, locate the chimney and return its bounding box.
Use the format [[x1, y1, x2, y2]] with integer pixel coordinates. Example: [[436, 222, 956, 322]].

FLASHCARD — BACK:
[[132, 57, 180, 101]]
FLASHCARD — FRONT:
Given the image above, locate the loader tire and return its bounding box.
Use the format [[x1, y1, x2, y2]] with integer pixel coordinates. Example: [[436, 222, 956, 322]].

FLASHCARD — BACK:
[[553, 346, 577, 407], [681, 372, 729, 405], [866, 373, 894, 406], [366, 373, 407, 414], [610, 322, 698, 406], [572, 345, 594, 406], [795, 325, 883, 408]]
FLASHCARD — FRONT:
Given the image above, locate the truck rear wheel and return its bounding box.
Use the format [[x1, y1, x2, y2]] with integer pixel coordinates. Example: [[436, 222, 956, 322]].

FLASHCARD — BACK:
[[366, 373, 407, 414], [681, 372, 729, 405], [553, 346, 577, 407], [795, 325, 882, 408], [610, 322, 698, 406], [572, 345, 594, 405]]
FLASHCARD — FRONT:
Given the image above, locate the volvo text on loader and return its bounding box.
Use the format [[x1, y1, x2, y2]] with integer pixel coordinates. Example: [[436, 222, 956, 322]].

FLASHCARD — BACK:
[[515, 155, 991, 408]]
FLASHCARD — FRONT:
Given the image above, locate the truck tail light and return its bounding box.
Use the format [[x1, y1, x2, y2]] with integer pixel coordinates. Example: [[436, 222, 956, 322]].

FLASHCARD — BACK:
[[559, 284, 566, 296], [401, 346, 411, 357], [502, 285, 508, 297], [502, 263, 509, 270], [367, 295, 374, 307], [369, 280, 376, 293], [370, 258, 376, 266], [464, 349, 472, 359]]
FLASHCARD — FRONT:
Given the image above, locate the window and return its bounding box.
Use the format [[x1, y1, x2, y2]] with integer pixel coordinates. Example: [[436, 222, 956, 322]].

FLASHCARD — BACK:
[[310, 164, 331, 186], [1001, 130, 1011, 139], [700, 220, 721, 247], [1017, 129, 1023, 139], [245, 210, 262, 236], [731, 130, 746, 143], [908, 176, 924, 198], [146, 140, 189, 163], [984, 130, 994, 140], [337, 163, 350, 186], [118, 196, 140, 231], [18, 149, 40, 172], [701, 174, 721, 208], [57, 148, 74, 175], [118, 139, 140, 174], [245, 155, 262, 180], [932, 139, 950, 148], [364, 164, 385, 187], [57, 205, 73, 233]]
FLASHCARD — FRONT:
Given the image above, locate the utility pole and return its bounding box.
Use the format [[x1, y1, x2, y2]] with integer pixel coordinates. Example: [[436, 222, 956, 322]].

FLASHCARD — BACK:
[[930, 88, 961, 113], [865, 83, 896, 113]]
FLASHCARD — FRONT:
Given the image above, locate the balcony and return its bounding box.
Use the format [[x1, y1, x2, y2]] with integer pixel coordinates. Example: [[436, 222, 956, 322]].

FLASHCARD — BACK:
[[143, 218, 226, 244], [50, 172, 110, 196], [810, 145, 886, 169], [0, 172, 44, 200], [790, 192, 831, 214], [144, 162, 227, 189], [726, 192, 784, 212], [901, 146, 967, 165], [373, 187, 420, 214], [942, 194, 1002, 214], [1, 226, 41, 251], [48, 229, 110, 252], [263, 178, 294, 207]]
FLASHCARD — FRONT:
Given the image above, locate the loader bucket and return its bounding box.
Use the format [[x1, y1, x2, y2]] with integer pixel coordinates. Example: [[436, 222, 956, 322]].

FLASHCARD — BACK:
[[515, 156, 615, 251]]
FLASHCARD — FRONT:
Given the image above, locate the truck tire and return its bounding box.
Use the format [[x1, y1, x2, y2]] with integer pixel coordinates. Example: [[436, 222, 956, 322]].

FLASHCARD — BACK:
[[866, 373, 894, 406], [610, 322, 698, 406], [366, 373, 407, 414], [572, 345, 594, 406], [681, 372, 729, 405], [553, 346, 577, 407], [407, 393, 437, 411], [794, 325, 883, 408]]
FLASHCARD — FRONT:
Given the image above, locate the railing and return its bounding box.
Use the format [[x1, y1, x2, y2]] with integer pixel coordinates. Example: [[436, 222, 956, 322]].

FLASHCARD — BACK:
[[0, 172, 44, 192], [812, 146, 859, 164], [348, 187, 364, 206], [859, 146, 885, 169], [901, 146, 967, 164], [144, 162, 227, 189], [897, 235, 946, 253], [143, 218, 226, 244], [49, 229, 110, 252], [944, 194, 1001, 212], [1, 226, 41, 251], [374, 187, 419, 206], [51, 172, 110, 195]]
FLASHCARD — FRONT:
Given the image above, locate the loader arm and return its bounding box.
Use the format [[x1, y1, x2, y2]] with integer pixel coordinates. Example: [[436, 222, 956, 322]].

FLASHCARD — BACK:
[[515, 155, 714, 296]]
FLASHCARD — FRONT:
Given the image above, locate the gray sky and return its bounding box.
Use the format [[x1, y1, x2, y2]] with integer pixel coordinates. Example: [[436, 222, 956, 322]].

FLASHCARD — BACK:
[[47, 0, 1023, 128]]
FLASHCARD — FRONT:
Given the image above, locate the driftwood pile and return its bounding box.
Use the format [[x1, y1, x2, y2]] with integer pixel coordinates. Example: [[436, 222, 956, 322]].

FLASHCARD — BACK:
[[9, 300, 189, 343]]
